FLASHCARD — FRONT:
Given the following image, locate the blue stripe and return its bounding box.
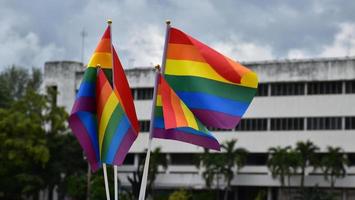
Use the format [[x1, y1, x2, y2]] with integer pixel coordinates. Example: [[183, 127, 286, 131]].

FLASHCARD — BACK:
[[104, 115, 131, 164], [77, 112, 100, 162], [176, 91, 249, 116], [154, 117, 216, 140], [77, 82, 96, 98]]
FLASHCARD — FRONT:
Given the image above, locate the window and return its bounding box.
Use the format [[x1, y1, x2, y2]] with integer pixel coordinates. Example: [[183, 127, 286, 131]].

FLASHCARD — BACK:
[[139, 120, 150, 132], [236, 118, 268, 131], [47, 85, 58, 105], [256, 83, 268, 97], [245, 153, 268, 166], [270, 118, 304, 131], [170, 153, 197, 165], [123, 154, 134, 165], [271, 82, 305, 96], [345, 80, 355, 94], [132, 88, 154, 100], [307, 117, 342, 130], [307, 81, 342, 95], [345, 117, 355, 129], [348, 153, 355, 166], [208, 127, 233, 131]]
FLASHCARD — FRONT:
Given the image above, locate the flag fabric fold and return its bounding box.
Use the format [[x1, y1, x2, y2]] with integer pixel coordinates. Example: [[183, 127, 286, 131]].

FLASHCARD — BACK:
[[164, 27, 259, 129], [96, 69, 137, 165], [68, 25, 139, 171], [153, 74, 220, 151]]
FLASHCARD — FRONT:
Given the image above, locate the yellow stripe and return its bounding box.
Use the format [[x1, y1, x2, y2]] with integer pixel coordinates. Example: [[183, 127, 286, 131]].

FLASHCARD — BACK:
[[180, 101, 199, 130], [87, 52, 112, 69], [241, 71, 258, 88], [156, 95, 162, 106], [98, 92, 118, 152], [165, 59, 258, 88]]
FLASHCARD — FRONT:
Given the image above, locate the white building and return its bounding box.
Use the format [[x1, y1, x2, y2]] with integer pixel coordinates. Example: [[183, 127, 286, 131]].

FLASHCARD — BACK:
[[44, 57, 355, 199]]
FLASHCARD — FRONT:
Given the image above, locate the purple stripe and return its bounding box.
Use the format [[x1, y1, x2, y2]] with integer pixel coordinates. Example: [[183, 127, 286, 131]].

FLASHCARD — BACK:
[[153, 128, 220, 151], [112, 128, 137, 165], [71, 97, 96, 114], [68, 114, 101, 171], [192, 109, 241, 129]]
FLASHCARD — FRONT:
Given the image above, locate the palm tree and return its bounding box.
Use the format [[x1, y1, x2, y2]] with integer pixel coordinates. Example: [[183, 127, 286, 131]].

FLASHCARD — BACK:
[[198, 139, 247, 200], [286, 149, 301, 196], [127, 147, 167, 199], [267, 146, 292, 199], [220, 139, 247, 200], [295, 140, 319, 192], [321, 146, 348, 191]]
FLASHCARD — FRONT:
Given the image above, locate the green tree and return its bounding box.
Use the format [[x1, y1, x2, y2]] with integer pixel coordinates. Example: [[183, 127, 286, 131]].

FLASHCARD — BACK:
[[169, 188, 192, 200], [220, 139, 247, 200], [0, 66, 42, 108], [0, 88, 49, 199], [295, 140, 319, 192], [267, 146, 292, 199], [127, 147, 167, 199], [197, 139, 247, 200], [321, 146, 348, 191]]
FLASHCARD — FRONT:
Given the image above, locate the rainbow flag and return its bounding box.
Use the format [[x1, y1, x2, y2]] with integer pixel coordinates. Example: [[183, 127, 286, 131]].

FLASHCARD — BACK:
[[153, 74, 220, 150], [96, 69, 137, 164], [68, 24, 139, 171], [164, 27, 258, 129]]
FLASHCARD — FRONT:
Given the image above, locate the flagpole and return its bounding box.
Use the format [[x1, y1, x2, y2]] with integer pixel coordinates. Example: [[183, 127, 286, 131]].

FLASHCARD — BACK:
[[107, 19, 119, 200], [138, 20, 171, 200], [103, 163, 111, 200], [114, 165, 118, 200]]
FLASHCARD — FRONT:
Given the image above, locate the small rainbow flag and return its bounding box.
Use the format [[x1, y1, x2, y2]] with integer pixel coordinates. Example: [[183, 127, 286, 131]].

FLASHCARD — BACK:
[[153, 74, 220, 150], [68, 24, 139, 171], [164, 27, 258, 129], [96, 69, 137, 164]]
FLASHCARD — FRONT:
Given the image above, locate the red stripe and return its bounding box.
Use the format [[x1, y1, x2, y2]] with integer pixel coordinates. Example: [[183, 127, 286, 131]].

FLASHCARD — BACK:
[[169, 27, 192, 45], [112, 47, 140, 133], [96, 69, 112, 121], [160, 75, 178, 129], [101, 26, 111, 39]]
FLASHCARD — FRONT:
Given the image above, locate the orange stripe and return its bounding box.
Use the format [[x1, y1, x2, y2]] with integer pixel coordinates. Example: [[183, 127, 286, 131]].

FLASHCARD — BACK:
[[97, 81, 112, 122], [167, 43, 205, 63], [95, 38, 111, 53], [170, 89, 188, 127]]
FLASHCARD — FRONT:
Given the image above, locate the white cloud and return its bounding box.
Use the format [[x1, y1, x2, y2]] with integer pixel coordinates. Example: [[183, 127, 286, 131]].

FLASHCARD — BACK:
[[212, 37, 274, 62], [320, 23, 355, 57], [0, 6, 65, 70], [120, 25, 164, 67], [286, 22, 355, 59]]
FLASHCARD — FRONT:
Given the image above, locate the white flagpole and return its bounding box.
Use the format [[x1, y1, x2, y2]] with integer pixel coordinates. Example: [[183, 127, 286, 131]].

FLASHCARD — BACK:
[[138, 20, 171, 200], [103, 163, 111, 200], [114, 165, 118, 200]]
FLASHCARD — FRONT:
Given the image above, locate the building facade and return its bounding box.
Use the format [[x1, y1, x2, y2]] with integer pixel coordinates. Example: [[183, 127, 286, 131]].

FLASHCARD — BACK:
[[44, 57, 355, 199]]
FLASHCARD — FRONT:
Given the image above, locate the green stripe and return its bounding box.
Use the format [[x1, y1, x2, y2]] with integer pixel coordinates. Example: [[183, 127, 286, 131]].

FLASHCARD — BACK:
[[165, 75, 257, 102], [155, 106, 163, 117], [83, 68, 113, 85], [101, 104, 124, 161], [102, 69, 113, 85], [196, 119, 209, 133], [82, 67, 97, 83]]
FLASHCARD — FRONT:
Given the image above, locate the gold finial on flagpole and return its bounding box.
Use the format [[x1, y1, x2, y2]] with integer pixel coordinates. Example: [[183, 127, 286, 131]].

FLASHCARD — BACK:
[[155, 64, 161, 71], [165, 20, 171, 25], [96, 64, 101, 68], [107, 19, 112, 25]]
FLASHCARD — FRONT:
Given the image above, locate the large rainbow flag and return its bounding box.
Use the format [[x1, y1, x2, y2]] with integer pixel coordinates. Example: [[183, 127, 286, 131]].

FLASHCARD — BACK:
[[153, 74, 220, 150], [163, 27, 258, 129], [68, 24, 139, 171]]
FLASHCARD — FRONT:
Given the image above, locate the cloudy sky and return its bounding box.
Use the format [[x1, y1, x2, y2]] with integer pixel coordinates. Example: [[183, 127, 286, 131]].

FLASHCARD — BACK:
[[1, 0, 355, 71]]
